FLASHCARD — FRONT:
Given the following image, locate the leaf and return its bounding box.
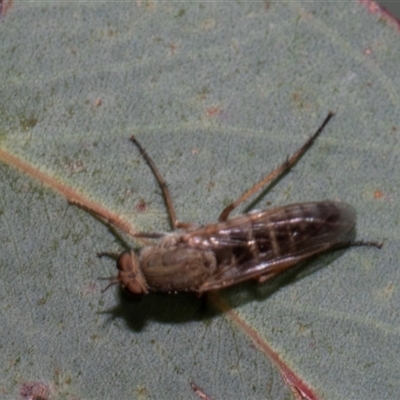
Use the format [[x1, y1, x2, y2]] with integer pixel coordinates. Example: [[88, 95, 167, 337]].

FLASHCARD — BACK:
[[1, 1, 399, 399]]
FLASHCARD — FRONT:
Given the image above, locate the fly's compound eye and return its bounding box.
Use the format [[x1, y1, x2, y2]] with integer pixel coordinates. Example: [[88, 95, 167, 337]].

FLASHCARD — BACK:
[[116, 251, 135, 272], [116, 251, 148, 296]]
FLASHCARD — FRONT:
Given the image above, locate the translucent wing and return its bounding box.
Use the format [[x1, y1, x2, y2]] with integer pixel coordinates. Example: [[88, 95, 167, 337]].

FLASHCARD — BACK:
[[182, 201, 356, 292]]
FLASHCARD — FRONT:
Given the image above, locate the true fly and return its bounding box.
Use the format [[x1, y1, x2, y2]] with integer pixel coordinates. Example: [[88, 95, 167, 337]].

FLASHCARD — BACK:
[[72, 112, 381, 296]]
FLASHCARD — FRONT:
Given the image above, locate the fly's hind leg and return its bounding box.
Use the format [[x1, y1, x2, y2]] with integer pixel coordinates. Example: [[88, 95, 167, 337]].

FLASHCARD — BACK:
[[218, 112, 335, 221]]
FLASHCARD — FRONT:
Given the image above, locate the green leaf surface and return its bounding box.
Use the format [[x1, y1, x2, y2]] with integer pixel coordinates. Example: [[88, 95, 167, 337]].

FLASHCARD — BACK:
[[1, 1, 399, 399]]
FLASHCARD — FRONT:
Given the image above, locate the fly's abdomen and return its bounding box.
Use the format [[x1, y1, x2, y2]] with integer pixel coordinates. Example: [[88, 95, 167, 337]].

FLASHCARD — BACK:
[[250, 201, 356, 257], [186, 201, 356, 263]]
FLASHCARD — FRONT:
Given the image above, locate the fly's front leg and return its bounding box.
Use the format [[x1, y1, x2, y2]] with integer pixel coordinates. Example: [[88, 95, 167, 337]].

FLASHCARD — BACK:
[[218, 112, 335, 221], [130, 135, 196, 231], [95, 252, 122, 291], [68, 198, 138, 238], [69, 199, 167, 242]]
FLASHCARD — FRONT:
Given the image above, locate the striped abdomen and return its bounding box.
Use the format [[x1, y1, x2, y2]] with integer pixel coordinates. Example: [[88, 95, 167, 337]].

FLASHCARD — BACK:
[[184, 201, 356, 264]]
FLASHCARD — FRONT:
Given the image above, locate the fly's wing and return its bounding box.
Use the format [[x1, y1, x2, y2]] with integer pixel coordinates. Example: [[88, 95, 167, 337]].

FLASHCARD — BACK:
[[184, 201, 356, 292]]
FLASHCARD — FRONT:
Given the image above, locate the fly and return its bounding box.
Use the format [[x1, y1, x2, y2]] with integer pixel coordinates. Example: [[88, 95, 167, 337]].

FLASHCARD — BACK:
[[71, 112, 381, 296]]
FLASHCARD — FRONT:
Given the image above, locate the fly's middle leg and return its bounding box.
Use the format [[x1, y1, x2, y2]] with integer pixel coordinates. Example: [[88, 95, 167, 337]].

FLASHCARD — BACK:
[[130, 135, 196, 231]]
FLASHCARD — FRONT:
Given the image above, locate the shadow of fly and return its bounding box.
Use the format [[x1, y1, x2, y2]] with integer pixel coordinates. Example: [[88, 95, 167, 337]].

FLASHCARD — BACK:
[[71, 112, 381, 296]]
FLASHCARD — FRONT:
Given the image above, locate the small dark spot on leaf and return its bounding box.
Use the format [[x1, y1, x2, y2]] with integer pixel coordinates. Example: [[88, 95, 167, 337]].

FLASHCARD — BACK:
[[168, 43, 178, 55], [201, 18, 216, 31], [198, 86, 210, 100], [20, 381, 50, 400], [136, 385, 149, 398], [135, 200, 148, 213], [291, 92, 301, 103], [19, 114, 38, 131], [206, 106, 222, 117], [37, 297, 46, 305], [65, 158, 86, 174], [176, 8, 185, 17]]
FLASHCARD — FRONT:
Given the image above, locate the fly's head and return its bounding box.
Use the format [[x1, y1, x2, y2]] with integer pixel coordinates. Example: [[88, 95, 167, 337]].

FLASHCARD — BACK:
[[115, 251, 148, 296]]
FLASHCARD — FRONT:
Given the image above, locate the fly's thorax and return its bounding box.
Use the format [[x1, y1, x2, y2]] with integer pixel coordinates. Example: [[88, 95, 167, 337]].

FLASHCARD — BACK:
[[116, 251, 148, 295], [156, 233, 180, 248], [138, 243, 217, 292]]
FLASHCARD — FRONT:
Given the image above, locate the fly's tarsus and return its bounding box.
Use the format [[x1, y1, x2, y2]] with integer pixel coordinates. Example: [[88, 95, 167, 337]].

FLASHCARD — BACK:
[[347, 240, 383, 249]]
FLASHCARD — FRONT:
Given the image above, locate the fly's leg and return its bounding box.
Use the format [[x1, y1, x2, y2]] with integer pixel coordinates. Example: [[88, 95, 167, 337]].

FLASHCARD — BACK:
[[130, 136, 195, 230], [256, 273, 277, 284], [68, 198, 140, 238], [97, 251, 120, 260], [254, 239, 383, 284], [95, 252, 122, 291], [219, 112, 335, 222], [69, 199, 164, 242]]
